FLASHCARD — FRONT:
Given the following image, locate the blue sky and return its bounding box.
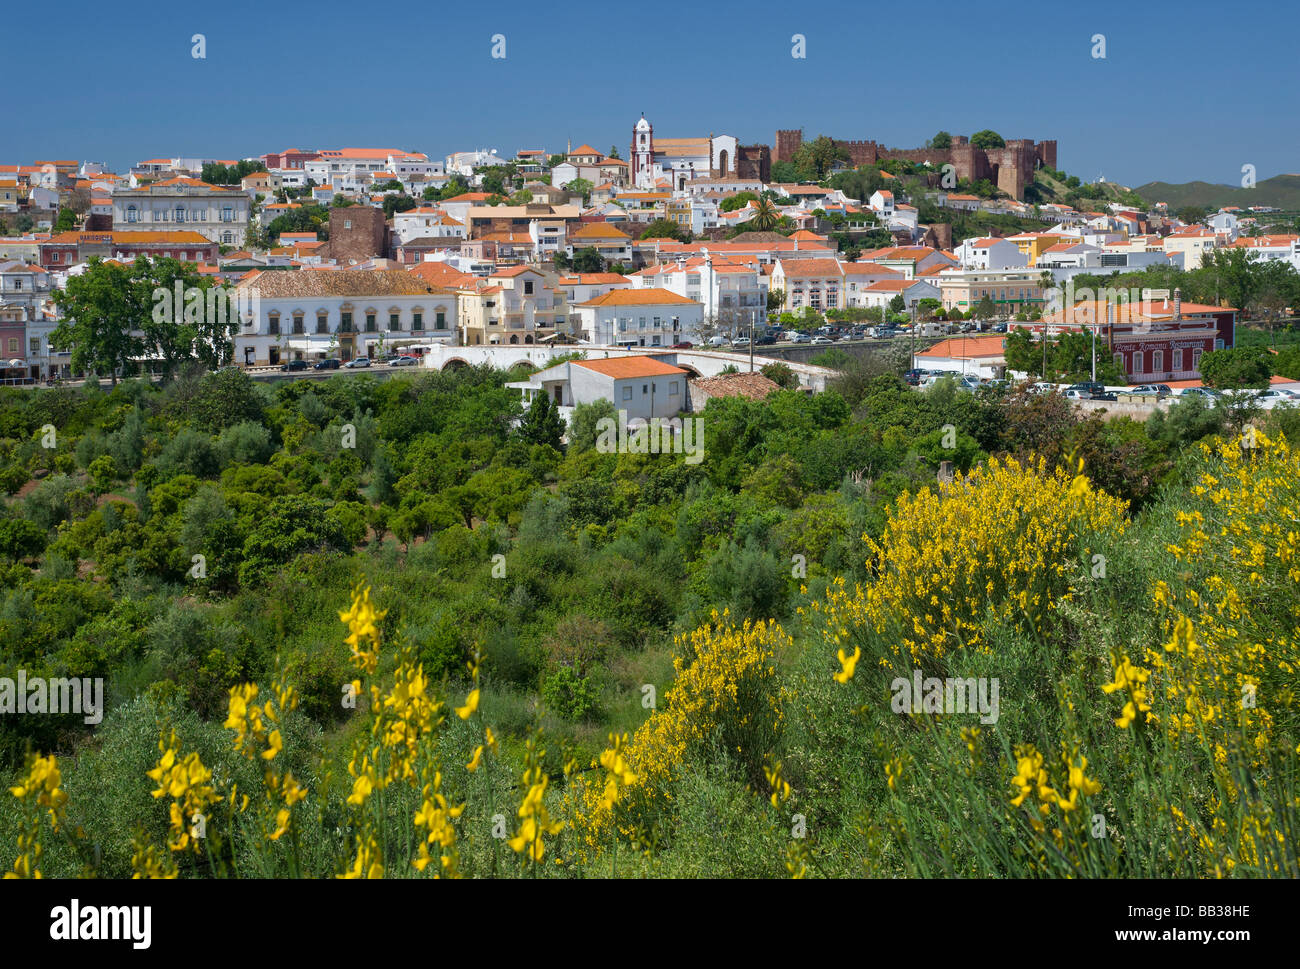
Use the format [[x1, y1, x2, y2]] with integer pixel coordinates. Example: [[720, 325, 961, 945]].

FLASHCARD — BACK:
[[14, 0, 1294, 188]]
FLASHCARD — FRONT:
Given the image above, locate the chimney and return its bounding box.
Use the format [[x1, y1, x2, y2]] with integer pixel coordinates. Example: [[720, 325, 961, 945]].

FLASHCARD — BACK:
[[1173, 287, 1181, 321]]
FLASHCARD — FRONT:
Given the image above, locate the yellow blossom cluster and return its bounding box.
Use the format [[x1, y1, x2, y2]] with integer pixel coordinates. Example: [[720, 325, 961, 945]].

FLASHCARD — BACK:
[[572, 612, 790, 849], [1102, 655, 1153, 729], [146, 732, 219, 853], [5, 754, 69, 879], [806, 455, 1128, 666]]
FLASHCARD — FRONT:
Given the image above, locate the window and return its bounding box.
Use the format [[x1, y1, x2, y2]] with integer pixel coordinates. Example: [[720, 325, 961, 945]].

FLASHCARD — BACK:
[[365, 313, 377, 332], [413, 312, 423, 330], [7, 338, 16, 353], [622, 386, 632, 401], [523, 280, 534, 295], [668, 380, 679, 396], [222, 206, 234, 222], [344, 220, 352, 230], [1172, 349, 1182, 371], [30, 338, 39, 355], [435, 310, 445, 327], [175, 205, 186, 222], [317, 312, 329, 334], [642, 384, 648, 395], [1152, 350, 1163, 373], [1132, 351, 1144, 374], [127, 205, 138, 223], [292, 313, 304, 334], [341, 312, 353, 332], [390, 313, 401, 331], [268, 313, 280, 335]]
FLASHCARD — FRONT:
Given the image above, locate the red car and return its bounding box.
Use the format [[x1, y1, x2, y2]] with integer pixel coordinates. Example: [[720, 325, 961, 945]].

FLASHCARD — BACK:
[[671, 341, 693, 349]]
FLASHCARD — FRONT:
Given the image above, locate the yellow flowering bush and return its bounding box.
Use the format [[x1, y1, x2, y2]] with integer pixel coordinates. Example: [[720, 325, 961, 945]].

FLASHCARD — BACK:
[[572, 612, 790, 851], [807, 455, 1128, 665]]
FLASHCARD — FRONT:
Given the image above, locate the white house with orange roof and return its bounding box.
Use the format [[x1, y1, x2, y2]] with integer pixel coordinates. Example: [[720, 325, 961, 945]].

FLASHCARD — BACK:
[[953, 236, 1028, 270], [1162, 227, 1219, 270], [842, 262, 903, 307], [857, 278, 940, 312], [1225, 234, 1300, 265], [394, 207, 465, 244], [573, 287, 703, 346], [566, 221, 633, 263], [771, 258, 845, 312], [507, 354, 692, 423], [631, 252, 767, 331]]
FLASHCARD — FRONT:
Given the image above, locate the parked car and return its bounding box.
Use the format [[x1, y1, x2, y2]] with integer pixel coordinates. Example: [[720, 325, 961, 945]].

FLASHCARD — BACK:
[[389, 355, 419, 367], [1255, 388, 1300, 409], [788, 332, 811, 344], [313, 358, 341, 370], [1178, 386, 1222, 400], [344, 357, 371, 369], [903, 368, 927, 386], [1066, 381, 1106, 399], [992, 322, 1009, 333], [755, 334, 777, 346], [1131, 383, 1173, 398], [731, 336, 751, 348], [279, 359, 308, 372], [707, 335, 729, 347], [670, 341, 694, 349], [810, 335, 833, 345]]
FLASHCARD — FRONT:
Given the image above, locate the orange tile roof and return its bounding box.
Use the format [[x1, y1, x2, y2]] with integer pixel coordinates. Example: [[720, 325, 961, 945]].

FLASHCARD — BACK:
[[916, 335, 1007, 359], [572, 356, 686, 378], [578, 288, 697, 307]]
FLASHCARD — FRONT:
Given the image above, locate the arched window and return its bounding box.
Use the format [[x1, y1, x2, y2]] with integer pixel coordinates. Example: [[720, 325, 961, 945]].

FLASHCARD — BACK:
[[268, 312, 281, 335], [126, 205, 138, 223], [316, 311, 329, 334], [175, 205, 186, 222], [292, 311, 305, 334]]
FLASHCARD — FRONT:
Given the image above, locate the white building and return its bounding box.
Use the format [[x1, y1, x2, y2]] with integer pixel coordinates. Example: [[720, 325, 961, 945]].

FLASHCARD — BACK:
[[233, 269, 458, 366], [631, 253, 767, 332], [573, 287, 703, 347], [954, 237, 1029, 270], [113, 177, 252, 247], [394, 207, 465, 245]]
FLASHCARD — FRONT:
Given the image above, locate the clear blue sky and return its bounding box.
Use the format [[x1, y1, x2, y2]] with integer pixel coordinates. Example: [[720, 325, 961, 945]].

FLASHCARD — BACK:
[[14, 0, 1294, 188]]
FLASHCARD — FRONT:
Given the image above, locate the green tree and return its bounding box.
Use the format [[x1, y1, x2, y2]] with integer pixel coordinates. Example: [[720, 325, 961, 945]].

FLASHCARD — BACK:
[[1176, 205, 1208, 226], [970, 129, 1006, 150], [566, 178, 594, 202], [54, 208, 77, 232], [639, 218, 686, 241], [51, 259, 146, 385], [928, 131, 953, 150], [572, 247, 605, 273], [382, 195, 418, 217], [749, 198, 781, 232], [518, 392, 565, 449], [720, 192, 759, 213], [1198, 346, 1273, 390]]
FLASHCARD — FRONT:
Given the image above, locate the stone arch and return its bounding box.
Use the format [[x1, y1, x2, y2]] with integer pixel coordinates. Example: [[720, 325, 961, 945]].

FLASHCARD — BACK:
[[441, 357, 470, 371], [674, 363, 703, 378], [717, 149, 729, 177]]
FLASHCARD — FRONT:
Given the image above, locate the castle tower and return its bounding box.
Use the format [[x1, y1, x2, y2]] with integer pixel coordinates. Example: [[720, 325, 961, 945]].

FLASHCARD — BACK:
[[632, 114, 654, 189]]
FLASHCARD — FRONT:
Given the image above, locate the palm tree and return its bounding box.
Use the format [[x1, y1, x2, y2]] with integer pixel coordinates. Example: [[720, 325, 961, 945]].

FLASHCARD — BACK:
[[750, 198, 780, 232]]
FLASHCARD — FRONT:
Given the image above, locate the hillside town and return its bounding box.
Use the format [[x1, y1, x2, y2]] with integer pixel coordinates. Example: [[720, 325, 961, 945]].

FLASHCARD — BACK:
[[3, 121, 1299, 407]]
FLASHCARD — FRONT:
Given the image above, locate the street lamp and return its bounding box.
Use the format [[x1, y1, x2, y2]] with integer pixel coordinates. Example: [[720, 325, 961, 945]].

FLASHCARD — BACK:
[[909, 298, 918, 371]]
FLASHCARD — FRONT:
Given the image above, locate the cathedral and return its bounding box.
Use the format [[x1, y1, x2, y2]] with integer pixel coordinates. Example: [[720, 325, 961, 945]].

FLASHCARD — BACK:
[[631, 115, 770, 190]]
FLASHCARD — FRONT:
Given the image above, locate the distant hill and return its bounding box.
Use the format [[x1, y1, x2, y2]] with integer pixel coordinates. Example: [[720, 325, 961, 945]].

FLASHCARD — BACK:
[[1134, 174, 1300, 211]]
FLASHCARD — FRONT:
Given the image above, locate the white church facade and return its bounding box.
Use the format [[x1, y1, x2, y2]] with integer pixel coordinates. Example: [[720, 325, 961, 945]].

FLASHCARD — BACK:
[[631, 115, 742, 191]]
